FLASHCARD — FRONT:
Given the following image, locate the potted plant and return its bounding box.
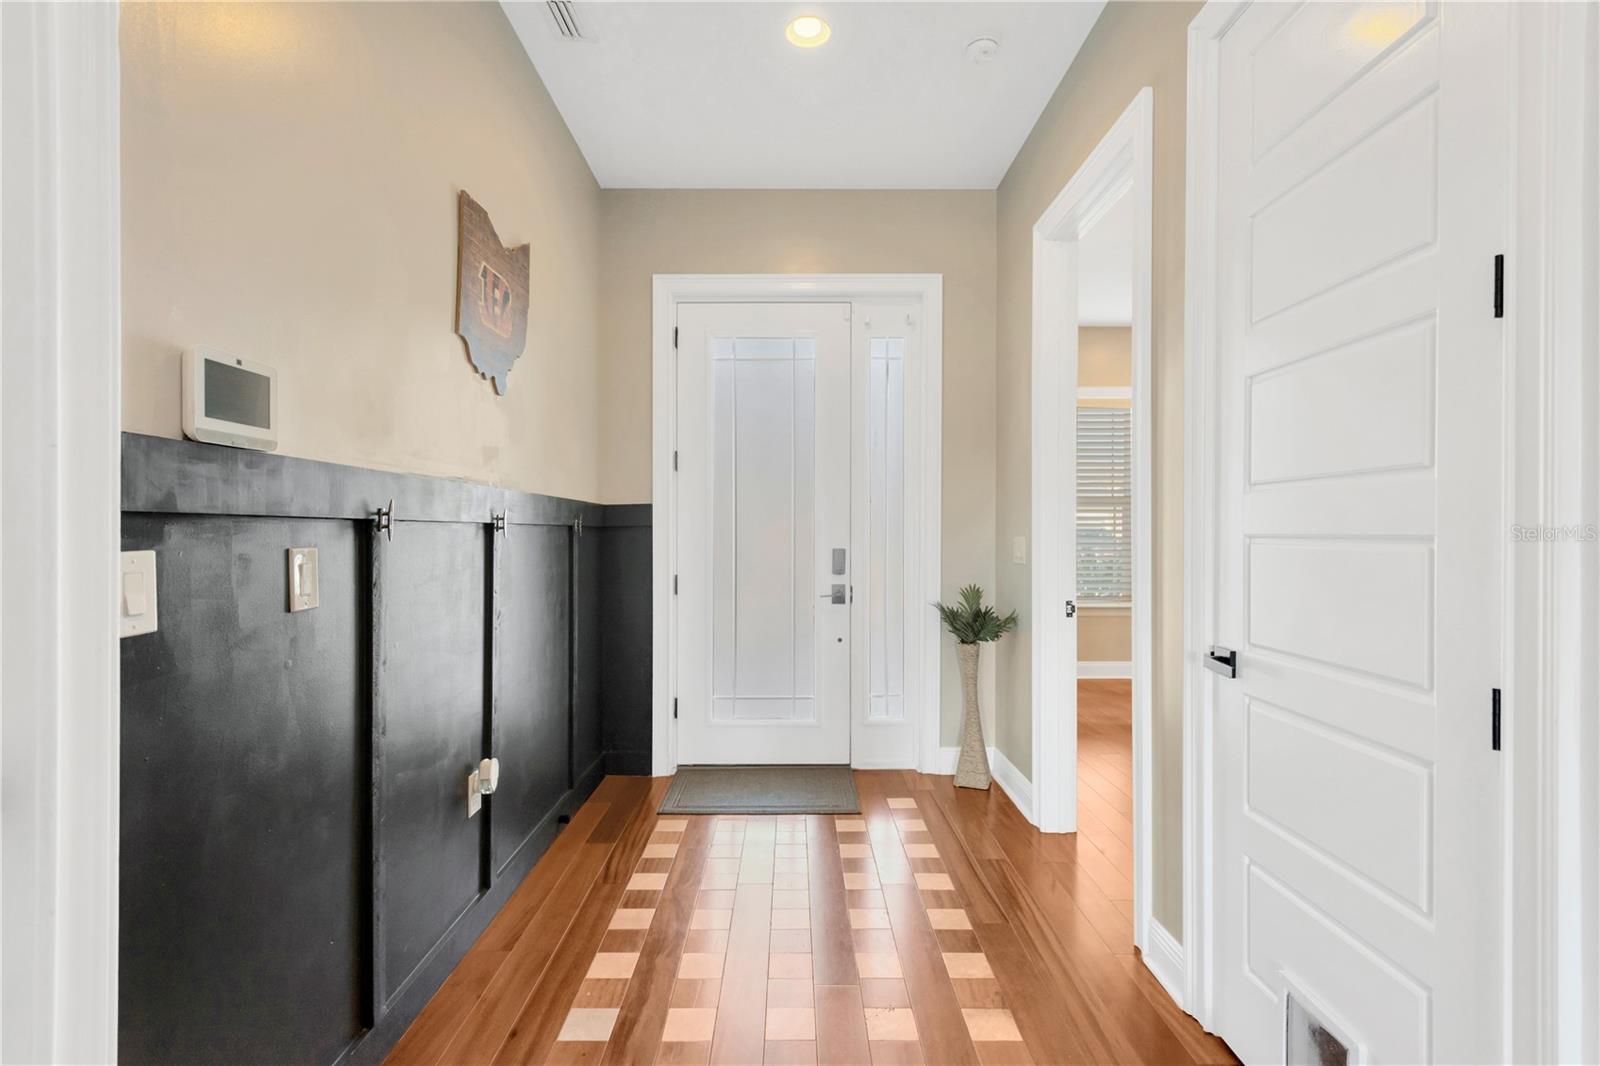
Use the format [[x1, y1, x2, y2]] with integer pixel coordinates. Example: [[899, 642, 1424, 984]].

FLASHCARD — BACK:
[[934, 584, 1018, 789]]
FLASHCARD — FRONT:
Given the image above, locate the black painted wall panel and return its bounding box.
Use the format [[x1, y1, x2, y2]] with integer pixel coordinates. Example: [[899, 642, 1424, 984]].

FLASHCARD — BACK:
[[119, 435, 650, 1066], [571, 527, 604, 785], [375, 522, 486, 1004], [492, 525, 571, 875], [598, 523, 653, 772], [120, 514, 364, 1066]]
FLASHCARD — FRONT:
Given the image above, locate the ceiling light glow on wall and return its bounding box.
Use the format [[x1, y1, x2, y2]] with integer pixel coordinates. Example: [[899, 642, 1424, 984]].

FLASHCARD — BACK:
[[785, 14, 831, 48]]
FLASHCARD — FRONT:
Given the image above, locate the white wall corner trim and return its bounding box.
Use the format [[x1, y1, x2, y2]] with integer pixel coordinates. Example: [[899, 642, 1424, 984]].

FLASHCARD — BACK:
[[0, 3, 123, 1062], [651, 275, 943, 776], [1029, 87, 1156, 952], [987, 745, 1034, 820]]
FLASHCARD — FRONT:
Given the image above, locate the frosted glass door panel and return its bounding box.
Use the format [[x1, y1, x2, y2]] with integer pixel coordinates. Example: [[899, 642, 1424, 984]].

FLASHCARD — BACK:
[[867, 338, 905, 722], [711, 341, 817, 722]]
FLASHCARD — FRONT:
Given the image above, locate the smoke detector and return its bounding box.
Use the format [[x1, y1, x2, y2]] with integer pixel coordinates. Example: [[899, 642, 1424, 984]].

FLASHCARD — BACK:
[[965, 36, 1000, 64]]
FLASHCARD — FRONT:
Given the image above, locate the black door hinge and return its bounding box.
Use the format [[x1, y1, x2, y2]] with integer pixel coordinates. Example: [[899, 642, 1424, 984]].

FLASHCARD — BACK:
[[1492, 688, 1502, 751], [673, 573, 679, 595], [673, 450, 678, 471], [1494, 254, 1505, 319], [673, 698, 679, 720], [673, 326, 679, 349]]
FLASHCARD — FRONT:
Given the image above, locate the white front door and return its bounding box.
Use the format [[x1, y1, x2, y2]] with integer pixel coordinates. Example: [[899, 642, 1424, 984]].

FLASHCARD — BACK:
[[675, 303, 852, 764], [1208, 4, 1508, 1063]]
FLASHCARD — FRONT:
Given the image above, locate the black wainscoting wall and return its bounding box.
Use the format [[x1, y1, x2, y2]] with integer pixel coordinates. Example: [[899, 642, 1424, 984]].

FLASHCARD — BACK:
[[597, 509, 653, 774], [118, 433, 651, 1066]]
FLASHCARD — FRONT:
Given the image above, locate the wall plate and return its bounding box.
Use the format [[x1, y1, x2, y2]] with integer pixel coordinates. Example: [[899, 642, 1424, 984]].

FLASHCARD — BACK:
[[120, 550, 158, 637], [287, 547, 319, 612]]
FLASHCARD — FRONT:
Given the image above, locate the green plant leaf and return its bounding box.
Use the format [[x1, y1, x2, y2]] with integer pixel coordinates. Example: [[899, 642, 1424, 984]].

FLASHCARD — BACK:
[[932, 584, 1018, 644]]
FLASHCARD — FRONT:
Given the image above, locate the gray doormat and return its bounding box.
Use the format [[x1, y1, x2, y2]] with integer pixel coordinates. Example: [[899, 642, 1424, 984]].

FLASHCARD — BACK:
[[659, 765, 860, 815]]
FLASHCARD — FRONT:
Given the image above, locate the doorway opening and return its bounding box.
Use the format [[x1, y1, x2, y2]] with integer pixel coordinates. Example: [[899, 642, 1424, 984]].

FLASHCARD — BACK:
[[1029, 89, 1163, 981]]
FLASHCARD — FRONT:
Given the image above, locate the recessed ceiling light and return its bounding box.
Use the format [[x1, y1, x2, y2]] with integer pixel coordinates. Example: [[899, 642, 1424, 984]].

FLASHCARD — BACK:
[[785, 14, 831, 49]]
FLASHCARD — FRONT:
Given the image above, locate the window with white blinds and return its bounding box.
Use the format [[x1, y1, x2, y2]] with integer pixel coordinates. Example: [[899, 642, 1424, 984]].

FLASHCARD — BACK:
[[1076, 405, 1132, 604]]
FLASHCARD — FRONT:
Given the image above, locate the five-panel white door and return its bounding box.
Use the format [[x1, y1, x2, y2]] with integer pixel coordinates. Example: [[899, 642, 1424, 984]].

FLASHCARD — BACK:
[[1207, 3, 1508, 1063], [675, 303, 853, 764]]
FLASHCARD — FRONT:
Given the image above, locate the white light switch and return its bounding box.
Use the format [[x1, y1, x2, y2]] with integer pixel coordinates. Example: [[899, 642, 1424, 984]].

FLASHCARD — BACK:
[[120, 550, 158, 638], [1011, 536, 1028, 565], [287, 547, 319, 612]]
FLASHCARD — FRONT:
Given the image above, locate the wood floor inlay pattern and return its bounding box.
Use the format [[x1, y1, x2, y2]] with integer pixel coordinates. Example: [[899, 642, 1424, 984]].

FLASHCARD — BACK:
[[385, 683, 1235, 1065]]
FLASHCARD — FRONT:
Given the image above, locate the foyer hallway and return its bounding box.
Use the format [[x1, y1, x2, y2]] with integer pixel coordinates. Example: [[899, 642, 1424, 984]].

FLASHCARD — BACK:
[[385, 682, 1229, 1065]]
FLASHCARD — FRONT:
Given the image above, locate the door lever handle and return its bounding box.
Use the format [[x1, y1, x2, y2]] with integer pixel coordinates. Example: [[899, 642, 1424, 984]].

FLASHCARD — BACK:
[[819, 584, 847, 605], [1204, 646, 1237, 679]]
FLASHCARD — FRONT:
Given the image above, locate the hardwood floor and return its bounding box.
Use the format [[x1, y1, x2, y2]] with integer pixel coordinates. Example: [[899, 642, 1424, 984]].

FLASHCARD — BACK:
[[385, 681, 1234, 1065]]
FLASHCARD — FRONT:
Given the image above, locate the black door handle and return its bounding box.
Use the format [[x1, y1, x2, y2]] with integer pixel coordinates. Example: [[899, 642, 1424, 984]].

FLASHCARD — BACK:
[[1204, 646, 1237, 679]]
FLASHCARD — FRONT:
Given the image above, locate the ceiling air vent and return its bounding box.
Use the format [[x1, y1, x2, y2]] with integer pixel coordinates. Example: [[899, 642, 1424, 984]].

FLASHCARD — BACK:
[[547, 1, 592, 41]]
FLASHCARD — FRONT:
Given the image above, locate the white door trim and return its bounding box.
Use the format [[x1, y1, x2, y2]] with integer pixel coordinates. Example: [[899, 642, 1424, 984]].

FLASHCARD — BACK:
[[652, 275, 943, 776], [1029, 90, 1156, 950], [1181, 3, 1242, 1029], [1506, 4, 1599, 1062], [0, 2, 122, 1061], [1182, 0, 1600, 1047]]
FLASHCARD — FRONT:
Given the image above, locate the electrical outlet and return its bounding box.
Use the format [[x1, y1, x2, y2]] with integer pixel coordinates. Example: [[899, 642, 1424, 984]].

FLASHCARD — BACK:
[[1011, 536, 1028, 565], [467, 769, 482, 817]]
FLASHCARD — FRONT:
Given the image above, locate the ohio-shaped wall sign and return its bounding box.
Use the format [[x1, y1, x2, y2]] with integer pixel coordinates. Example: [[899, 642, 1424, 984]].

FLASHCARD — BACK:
[[455, 190, 530, 395]]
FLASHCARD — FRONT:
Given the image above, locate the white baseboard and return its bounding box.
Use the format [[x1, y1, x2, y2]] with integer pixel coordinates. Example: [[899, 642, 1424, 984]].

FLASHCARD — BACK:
[[934, 745, 1036, 823], [1078, 660, 1133, 679], [987, 745, 1034, 821], [1141, 917, 1186, 1009]]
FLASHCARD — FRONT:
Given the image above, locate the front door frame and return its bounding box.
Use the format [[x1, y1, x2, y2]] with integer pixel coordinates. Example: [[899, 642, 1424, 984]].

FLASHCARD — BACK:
[[651, 274, 944, 777], [1183, 1, 1600, 1053]]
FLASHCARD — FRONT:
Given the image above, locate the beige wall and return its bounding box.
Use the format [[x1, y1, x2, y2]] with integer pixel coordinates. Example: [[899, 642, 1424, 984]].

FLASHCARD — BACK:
[[1079, 607, 1132, 663], [1079, 325, 1133, 389], [120, 1, 604, 500], [598, 189, 997, 743], [1077, 326, 1133, 665], [994, 1, 1199, 935]]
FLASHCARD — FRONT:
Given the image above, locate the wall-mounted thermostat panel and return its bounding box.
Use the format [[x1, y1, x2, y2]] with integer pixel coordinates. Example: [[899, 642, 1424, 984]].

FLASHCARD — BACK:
[[182, 345, 278, 451], [120, 550, 158, 638]]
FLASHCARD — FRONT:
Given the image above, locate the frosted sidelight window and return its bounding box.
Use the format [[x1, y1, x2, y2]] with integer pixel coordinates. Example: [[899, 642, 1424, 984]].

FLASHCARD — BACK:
[[868, 338, 906, 721], [1076, 406, 1133, 604], [711, 336, 816, 722]]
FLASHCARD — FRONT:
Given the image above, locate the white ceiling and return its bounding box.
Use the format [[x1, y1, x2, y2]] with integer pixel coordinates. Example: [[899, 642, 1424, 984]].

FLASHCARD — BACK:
[[1076, 189, 1133, 326], [501, 2, 1106, 189]]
